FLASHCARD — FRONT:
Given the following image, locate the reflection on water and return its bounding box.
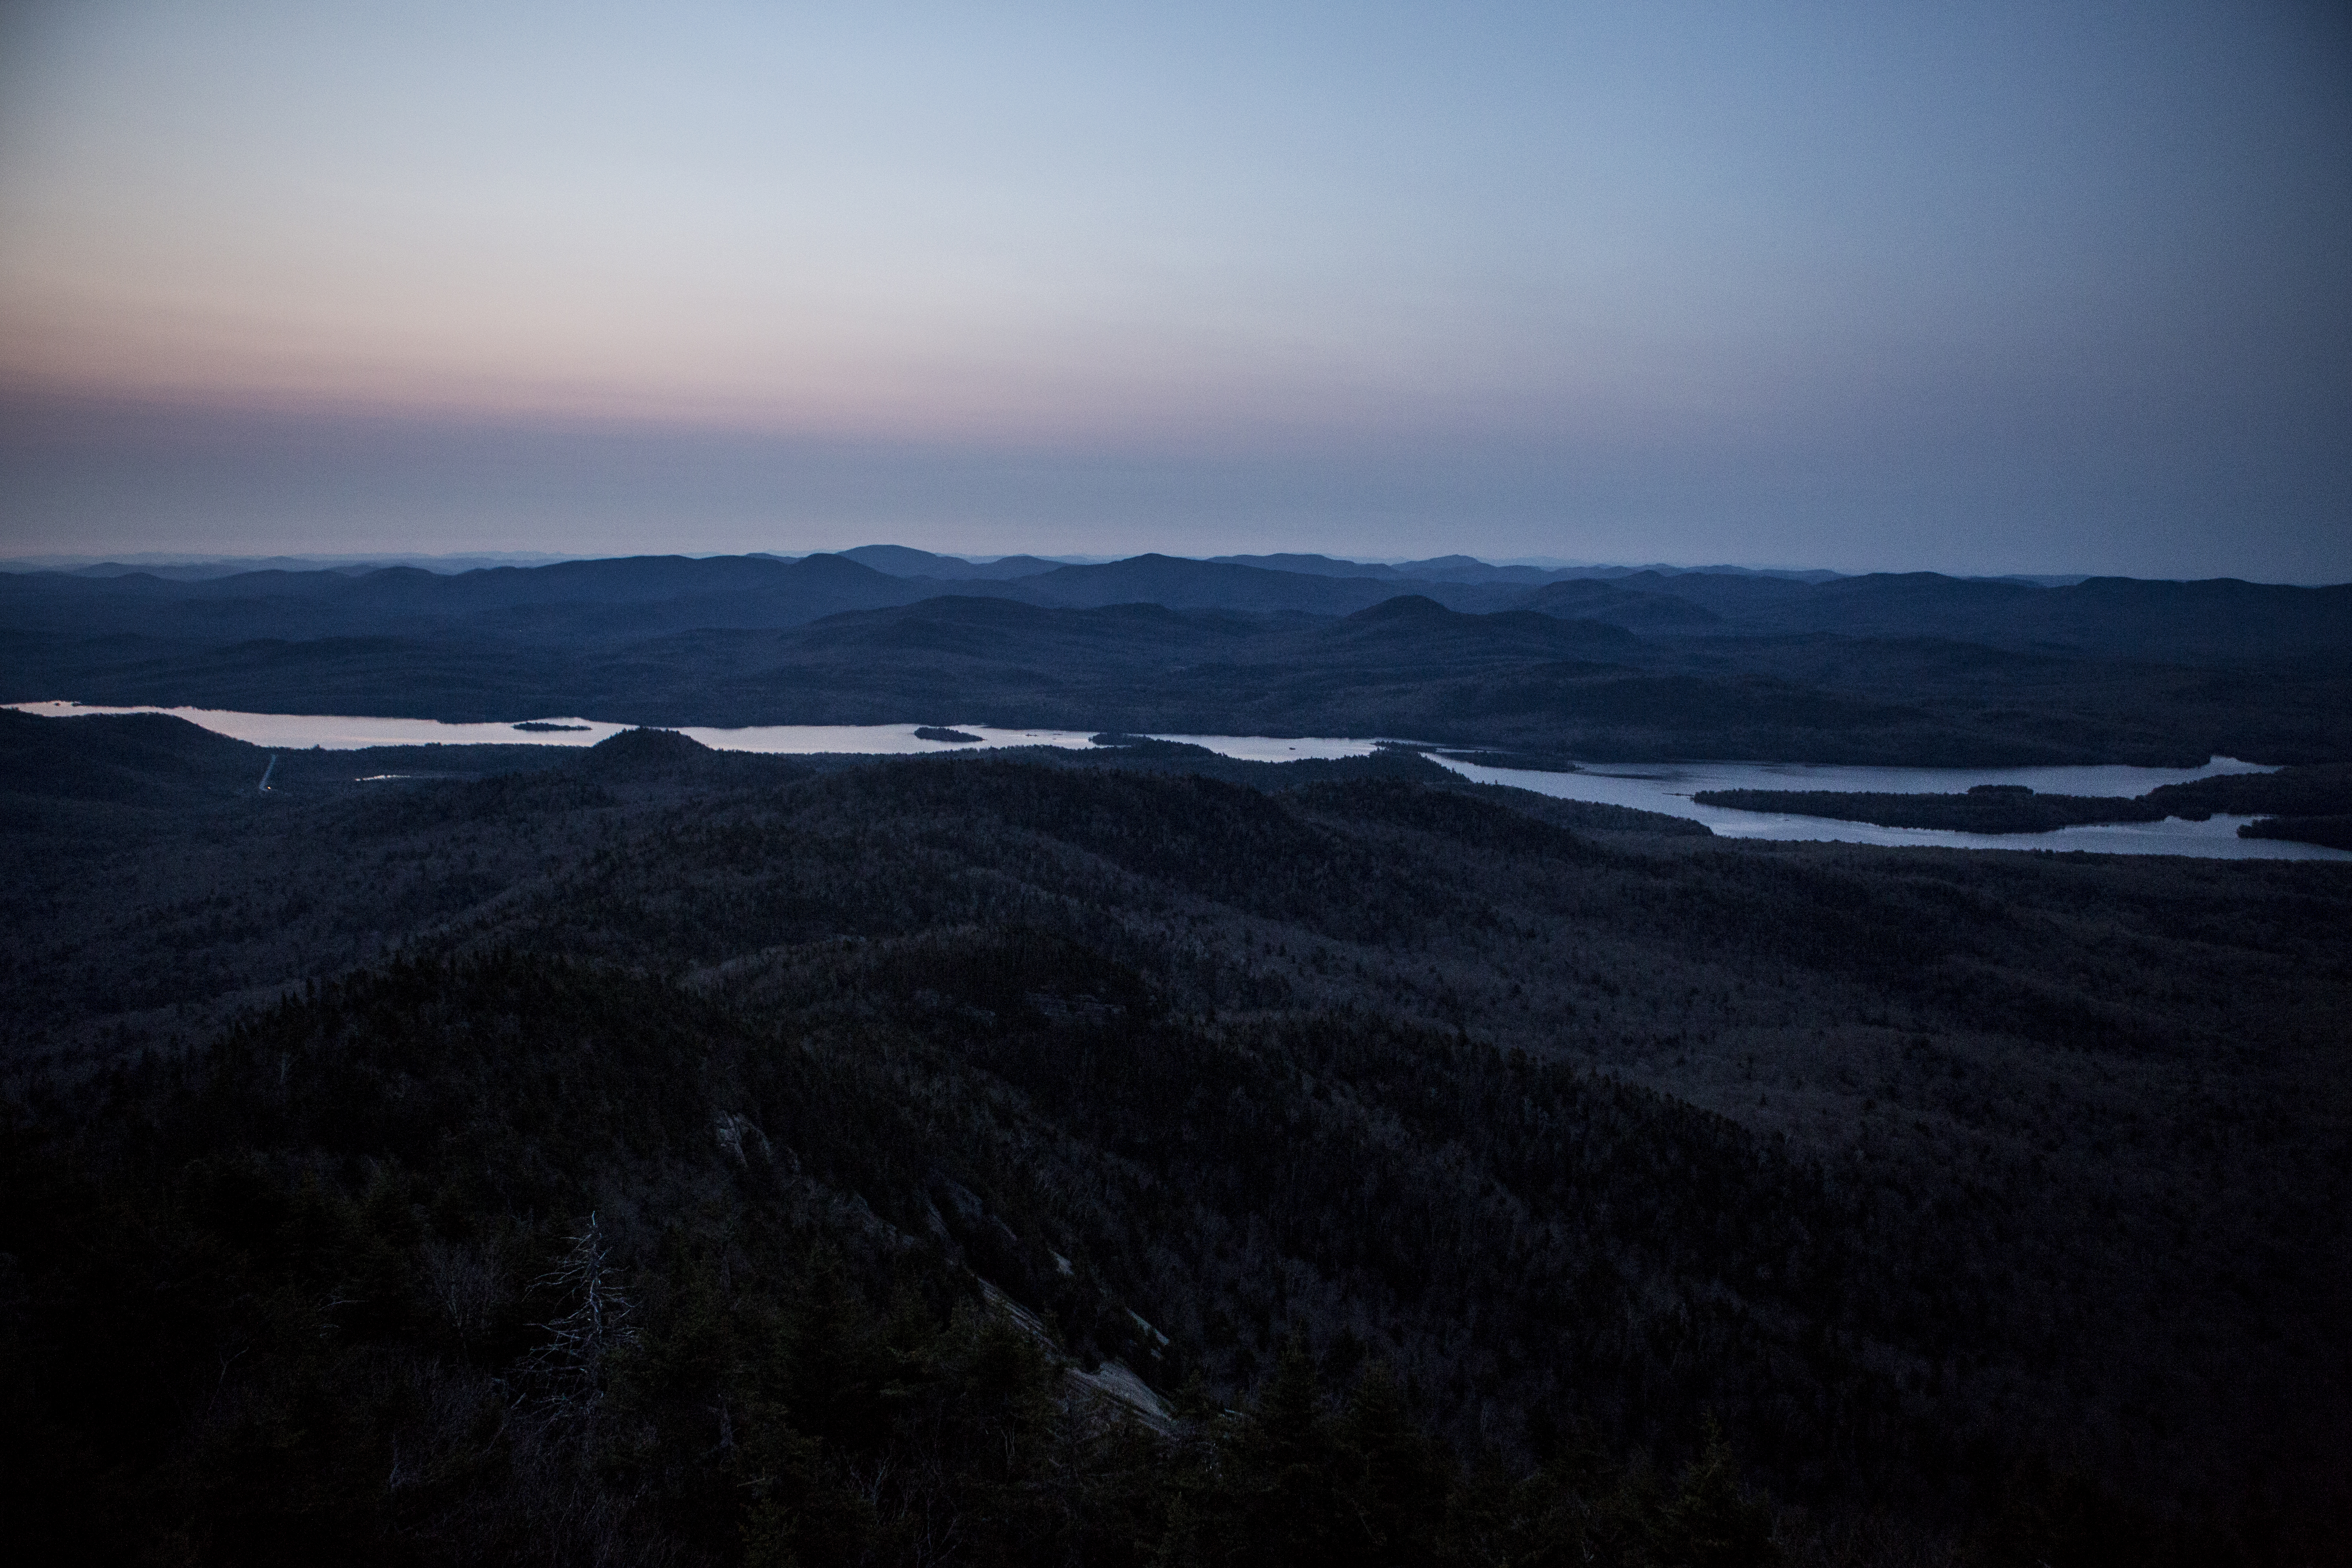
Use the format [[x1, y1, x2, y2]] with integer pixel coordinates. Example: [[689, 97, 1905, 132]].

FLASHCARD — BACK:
[[4, 702, 1383, 762], [10, 702, 2343, 860], [1429, 755, 2349, 861]]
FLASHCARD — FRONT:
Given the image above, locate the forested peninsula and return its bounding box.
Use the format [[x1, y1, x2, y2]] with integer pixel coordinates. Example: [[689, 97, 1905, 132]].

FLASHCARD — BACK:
[[1693, 765, 2352, 846]]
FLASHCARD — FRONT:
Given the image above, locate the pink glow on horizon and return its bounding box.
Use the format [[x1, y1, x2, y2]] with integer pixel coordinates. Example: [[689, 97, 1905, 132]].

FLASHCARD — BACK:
[[1, 2, 2342, 575]]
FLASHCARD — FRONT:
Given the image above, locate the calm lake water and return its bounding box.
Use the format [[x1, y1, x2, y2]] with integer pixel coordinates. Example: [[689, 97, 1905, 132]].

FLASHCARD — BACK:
[[1429, 755, 2350, 860], [13, 702, 2345, 861], [6, 703, 1381, 760]]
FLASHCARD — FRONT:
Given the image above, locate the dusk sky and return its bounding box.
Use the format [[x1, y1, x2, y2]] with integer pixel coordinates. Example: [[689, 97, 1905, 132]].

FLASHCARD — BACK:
[[2, 2, 2347, 578]]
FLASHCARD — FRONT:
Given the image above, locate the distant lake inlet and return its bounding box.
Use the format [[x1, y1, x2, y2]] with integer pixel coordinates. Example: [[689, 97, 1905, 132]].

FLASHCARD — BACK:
[[1428, 755, 2345, 861]]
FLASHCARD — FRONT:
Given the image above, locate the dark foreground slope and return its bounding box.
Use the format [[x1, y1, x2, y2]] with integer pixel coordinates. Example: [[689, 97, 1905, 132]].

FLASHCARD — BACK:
[[4, 718, 2349, 1566]]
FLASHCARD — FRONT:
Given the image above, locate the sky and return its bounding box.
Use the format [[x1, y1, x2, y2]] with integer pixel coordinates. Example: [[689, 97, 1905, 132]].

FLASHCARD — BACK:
[[1, 1, 2347, 579]]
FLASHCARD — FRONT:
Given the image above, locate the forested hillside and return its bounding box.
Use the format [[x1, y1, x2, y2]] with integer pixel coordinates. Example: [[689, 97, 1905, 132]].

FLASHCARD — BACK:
[[9, 553, 2350, 764], [4, 715, 2348, 1565]]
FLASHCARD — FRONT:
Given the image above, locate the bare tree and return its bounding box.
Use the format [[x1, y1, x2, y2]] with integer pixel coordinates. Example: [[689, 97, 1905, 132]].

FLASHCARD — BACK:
[[523, 1212, 636, 1418]]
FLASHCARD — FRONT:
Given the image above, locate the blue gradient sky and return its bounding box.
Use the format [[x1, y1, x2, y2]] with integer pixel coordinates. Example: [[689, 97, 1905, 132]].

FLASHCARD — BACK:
[[2, 1, 2347, 577]]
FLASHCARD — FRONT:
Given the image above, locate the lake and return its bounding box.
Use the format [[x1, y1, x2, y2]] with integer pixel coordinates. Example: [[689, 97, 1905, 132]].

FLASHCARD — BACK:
[[6, 703, 1381, 761], [12, 702, 2345, 860], [1428, 755, 2348, 860]]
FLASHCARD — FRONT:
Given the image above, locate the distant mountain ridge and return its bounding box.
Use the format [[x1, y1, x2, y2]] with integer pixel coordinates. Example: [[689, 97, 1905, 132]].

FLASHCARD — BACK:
[[835, 544, 1072, 580], [5, 548, 2341, 656], [6, 548, 2348, 766]]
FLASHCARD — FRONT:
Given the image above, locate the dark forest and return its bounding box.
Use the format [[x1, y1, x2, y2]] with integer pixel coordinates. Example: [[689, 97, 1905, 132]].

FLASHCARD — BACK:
[[4, 704, 2348, 1566]]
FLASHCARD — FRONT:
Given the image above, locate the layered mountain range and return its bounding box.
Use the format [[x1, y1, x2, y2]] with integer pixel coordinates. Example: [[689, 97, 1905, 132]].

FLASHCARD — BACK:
[[5, 548, 2348, 765]]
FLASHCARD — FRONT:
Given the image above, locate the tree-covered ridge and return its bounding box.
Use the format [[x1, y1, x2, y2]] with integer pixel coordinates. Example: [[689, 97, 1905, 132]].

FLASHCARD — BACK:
[[1, 954, 1791, 1564], [12, 554, 2352, 766], [4, 719, 2349, 1563], [4, 951, 2270, 1566]]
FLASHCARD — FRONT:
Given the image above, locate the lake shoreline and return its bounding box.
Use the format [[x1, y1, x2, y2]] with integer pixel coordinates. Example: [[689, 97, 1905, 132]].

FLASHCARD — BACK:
[[11, 700, 2347, 860]]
